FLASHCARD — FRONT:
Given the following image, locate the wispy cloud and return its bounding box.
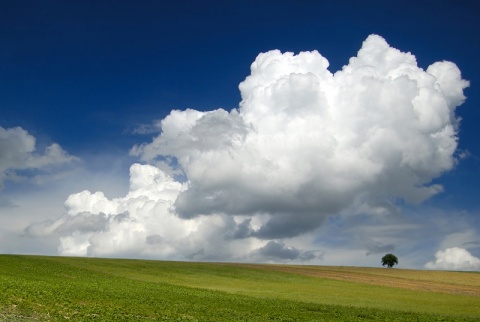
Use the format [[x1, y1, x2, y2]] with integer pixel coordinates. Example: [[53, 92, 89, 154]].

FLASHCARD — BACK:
[[129, 120, 163, 135]]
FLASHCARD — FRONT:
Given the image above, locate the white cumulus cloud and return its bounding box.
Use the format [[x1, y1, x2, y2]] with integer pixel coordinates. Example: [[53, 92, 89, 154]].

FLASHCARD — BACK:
[[425, 247, 480, 271], [132, 34, 468, 237], [26, 163, 281, 261], [29, 34, 469, 262]]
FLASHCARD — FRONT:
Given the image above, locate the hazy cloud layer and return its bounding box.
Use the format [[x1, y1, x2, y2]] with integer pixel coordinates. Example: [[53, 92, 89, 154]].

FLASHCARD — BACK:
[[425, 247, 480, 271], [0, 126, 77, 191], [29, 35, 470, 264]]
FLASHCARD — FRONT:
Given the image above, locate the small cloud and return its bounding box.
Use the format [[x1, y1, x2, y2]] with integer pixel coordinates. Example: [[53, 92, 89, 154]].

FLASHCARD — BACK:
[[0, 126, 78, 190], [130, 121, 162, 135], [366, 243, 395, 256], [254, 240, 317, 261], [456, 149, 470, 160], [425, 247, 480, 271]]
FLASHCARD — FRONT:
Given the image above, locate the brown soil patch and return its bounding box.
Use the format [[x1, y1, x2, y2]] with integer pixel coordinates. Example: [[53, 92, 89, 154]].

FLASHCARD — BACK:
[[231, 264, 480, 297]]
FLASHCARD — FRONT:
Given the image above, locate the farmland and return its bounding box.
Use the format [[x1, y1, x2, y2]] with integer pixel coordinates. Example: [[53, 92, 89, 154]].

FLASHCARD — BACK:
[[0, 255, 479, 321]]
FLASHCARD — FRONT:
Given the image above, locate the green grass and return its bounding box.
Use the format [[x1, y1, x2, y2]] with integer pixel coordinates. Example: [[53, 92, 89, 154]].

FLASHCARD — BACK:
[[0, 255, 479, 321]]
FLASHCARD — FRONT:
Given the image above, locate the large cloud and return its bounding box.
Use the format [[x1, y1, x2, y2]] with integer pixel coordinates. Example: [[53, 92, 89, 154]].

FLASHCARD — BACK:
[[425, 247, 480, 271], [132, 34, 468, 238], [29, 34, 469, 262], [0, 126, 77, 191]]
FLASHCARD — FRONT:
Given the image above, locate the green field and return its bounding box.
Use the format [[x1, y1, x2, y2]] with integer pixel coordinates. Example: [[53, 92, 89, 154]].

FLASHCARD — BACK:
[[0, 255, 479, 321]]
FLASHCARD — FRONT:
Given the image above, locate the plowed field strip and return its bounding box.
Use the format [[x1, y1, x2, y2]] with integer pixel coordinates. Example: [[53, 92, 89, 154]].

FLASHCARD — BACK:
[[236, 264, 480, 297]]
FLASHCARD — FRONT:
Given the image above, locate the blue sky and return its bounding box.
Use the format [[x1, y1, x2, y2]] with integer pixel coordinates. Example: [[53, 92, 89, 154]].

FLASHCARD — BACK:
[[1, 1, 480, 269]]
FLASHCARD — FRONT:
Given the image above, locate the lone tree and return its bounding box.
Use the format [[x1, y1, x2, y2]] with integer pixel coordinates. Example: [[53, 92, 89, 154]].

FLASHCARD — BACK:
[[381, 253, 398, 268]]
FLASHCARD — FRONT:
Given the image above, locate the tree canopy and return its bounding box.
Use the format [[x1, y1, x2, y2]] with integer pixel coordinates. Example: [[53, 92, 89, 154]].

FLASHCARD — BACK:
[[381, 253, 398, 268]]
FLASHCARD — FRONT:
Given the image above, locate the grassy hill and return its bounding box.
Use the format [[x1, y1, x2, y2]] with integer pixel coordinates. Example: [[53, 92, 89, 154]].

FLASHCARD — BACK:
[[0, 255, 479, 321]]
